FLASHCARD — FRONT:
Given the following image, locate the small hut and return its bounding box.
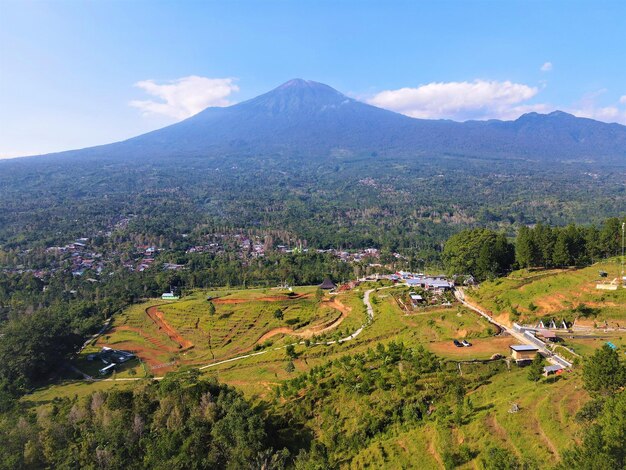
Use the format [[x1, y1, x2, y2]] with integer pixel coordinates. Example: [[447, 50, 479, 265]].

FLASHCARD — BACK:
[[510, 345, 539, 364], [319, 278, 337, 290], [543, 364, 564, 377]]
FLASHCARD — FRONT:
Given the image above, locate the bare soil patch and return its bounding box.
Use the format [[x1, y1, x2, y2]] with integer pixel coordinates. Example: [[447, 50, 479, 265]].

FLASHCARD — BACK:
[[255, 298, 351, 343], [146, 306, 194, 350], [428, 336, 515, 357]]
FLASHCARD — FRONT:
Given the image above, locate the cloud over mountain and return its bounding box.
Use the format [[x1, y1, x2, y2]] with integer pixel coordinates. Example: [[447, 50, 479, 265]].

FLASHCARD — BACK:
[[130, 76, 239, 120], [367, 80, 544, 121]]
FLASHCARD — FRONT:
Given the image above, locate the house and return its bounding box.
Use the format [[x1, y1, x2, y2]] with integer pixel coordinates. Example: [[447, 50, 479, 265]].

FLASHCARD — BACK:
[[409, 293, 424, 306], [423, 278, 454, 292], [510, 344, 539, 364], [405, 278, 423, 287], [99, 347, 136, 364], [162, 292, 180, 300], [543, 364, 564, 377], [537, 330, 558, 342]]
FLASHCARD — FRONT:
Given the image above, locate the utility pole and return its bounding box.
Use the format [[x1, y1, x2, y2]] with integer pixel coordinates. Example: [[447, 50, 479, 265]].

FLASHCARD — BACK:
[[622, 222, 626, 287]]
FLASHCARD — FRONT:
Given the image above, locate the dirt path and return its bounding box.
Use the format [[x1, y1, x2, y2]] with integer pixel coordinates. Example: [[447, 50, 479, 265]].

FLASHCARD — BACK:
[[255, 298, 351, 343], [428, 336, 516, 357], [145, 306, 194, 350]]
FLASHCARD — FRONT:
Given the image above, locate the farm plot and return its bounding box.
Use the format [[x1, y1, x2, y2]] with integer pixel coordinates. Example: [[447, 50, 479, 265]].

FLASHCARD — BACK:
[[78, 287, 355, 375], [89, 301, 181, 372]]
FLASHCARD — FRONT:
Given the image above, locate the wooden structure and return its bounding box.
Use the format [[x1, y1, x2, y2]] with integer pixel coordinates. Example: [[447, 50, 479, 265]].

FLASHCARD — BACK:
[[510, 344, 539, 364], [543, 364, 564, 377]]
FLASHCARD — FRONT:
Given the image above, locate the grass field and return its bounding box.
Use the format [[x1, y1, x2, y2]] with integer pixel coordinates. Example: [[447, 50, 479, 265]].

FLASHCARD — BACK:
[[50, 282, 513, 399], [35, 271, 618, 402], [75, 286, 366, 378], [347, 367, 587, 469], [468, 258, 626, 327]]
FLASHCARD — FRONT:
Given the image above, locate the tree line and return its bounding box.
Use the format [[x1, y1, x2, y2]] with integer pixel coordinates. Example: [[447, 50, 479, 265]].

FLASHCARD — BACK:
[[443, 217, 625, 280]]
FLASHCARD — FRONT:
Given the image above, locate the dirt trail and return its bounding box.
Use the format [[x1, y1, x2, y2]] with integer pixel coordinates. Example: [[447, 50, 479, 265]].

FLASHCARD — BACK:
[[146, 306, 194, 350], [255, 298, 351, 343]]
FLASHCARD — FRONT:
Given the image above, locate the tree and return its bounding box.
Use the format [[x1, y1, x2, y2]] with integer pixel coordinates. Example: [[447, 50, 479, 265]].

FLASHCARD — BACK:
[[533, 223, 555, 268], [599, 217, 622, 258], [285, 344, 297, 359], [552, 230, 571, 267], [515, 226, 537, 268], [527, 354, 544, 382], [208, 302, 216, 316], [274, 308, 284, 320], [285, 361, 295, 373], [443, 229, 514, 280], [583, 345, 626, 397]]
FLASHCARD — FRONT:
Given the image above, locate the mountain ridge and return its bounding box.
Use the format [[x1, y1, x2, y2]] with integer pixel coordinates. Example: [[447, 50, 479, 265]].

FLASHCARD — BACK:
[[20, 79, 626, 162]]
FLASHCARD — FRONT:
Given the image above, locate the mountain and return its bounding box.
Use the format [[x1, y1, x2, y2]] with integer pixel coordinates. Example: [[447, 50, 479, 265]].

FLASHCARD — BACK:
[[35, 78, 626, 162]]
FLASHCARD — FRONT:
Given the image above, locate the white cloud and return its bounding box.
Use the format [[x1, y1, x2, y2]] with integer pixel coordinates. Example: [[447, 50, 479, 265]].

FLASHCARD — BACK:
[[368, 80, 543, 121], [568, 91, 626, 124], [130, 76, 239, 120], [579, 106, 625, 123], [540, 62, 553, 72]]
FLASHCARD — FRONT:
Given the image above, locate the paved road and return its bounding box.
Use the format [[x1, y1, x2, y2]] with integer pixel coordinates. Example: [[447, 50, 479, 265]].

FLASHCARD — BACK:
[[454, 288, 571, 368]]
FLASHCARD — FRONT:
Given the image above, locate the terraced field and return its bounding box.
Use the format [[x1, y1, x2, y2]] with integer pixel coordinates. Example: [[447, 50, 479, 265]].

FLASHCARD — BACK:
[[78, 286, 362, 375]]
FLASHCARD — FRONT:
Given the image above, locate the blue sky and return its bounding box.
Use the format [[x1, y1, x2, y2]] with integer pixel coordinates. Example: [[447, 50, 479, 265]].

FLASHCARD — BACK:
[[1, 0, 625, 157]]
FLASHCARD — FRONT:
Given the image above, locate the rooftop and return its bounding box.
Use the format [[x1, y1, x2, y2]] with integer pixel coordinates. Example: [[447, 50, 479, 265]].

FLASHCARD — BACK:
[[510, 344, 539, 352]]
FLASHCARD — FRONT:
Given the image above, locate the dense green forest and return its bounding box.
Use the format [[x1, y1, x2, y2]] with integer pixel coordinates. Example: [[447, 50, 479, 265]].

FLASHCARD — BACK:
[[443, 217, 625, 281], [1, 154, 624, 252]]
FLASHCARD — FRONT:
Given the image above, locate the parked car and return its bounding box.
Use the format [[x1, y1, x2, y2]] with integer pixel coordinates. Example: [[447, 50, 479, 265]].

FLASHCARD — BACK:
[[461, 340, 472, 347], [453, 339, 463, 347]]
